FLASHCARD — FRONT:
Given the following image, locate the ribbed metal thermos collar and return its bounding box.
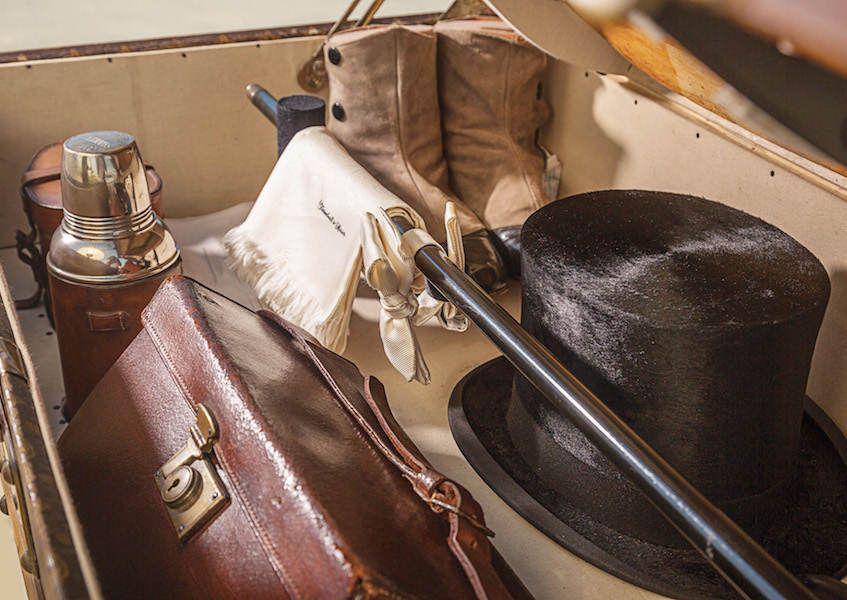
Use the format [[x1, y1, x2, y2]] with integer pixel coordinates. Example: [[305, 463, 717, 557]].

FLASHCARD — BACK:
[[47, 131, 180, 284]]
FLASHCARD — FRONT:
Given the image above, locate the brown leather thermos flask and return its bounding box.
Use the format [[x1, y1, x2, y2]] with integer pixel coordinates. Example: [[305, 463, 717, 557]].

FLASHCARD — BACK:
[[47, 131, 181, 417]]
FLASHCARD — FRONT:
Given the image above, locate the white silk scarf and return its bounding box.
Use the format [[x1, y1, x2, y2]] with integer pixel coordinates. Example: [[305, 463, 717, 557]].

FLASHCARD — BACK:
[[224, 126, 463, 382]]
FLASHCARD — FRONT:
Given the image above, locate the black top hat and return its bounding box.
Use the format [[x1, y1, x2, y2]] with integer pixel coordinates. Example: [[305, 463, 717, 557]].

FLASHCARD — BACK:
[[449, 190, 847, 599]]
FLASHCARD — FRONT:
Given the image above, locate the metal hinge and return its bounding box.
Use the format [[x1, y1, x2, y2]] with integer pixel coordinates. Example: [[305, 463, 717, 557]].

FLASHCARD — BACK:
[[154, 404, 228, 543]]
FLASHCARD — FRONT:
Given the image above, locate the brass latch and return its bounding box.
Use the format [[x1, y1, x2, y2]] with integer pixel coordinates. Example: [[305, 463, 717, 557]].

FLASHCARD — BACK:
[[154, 404, 228, 542]]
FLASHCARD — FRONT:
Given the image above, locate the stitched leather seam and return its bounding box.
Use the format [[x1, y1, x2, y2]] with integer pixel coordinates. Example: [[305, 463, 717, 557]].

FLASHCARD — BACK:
[[147, 315, 301, 600], [501, 45, 543, 212], [362, 376, 426, 470], [254, 316, 415, 587], [149, 289, 385, 598], [279, 338, 418, 588], [261, 319, 413, 480], [210, 448, 299, 600], [272, 317, 439, 489], [310, 349, 414, 479], [144, 297, 303, 600], [394, 28, 430, 207]]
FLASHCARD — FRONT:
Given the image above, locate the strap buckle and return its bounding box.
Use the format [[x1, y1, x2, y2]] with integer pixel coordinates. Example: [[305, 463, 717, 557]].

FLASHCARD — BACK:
[[429, 483, 495, 538]]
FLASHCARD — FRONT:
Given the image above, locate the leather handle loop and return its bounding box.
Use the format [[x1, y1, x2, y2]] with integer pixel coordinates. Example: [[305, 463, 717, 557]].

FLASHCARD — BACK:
[[258, 309, 424, 482], [20, 166, 62, 188], [430, 482, 495, 538], [443, 480, 512, 600], [362, 375, 444, 498], [257, 309, 514, 600]]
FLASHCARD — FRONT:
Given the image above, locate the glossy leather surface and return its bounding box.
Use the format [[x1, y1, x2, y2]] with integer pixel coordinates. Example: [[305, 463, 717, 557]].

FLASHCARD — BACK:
[[59, 276, 528, 599], [59, 331, 284, 599]]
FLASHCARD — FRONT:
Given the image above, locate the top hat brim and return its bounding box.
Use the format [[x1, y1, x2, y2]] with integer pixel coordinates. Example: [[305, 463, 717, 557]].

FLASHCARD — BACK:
[[449, 356, 847, 600]]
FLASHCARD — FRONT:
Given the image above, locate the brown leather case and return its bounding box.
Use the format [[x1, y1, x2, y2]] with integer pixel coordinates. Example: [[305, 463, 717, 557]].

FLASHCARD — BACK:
[[58, 276, 531, 600], [48, 264, 180, 418], [15, 143, 163, 311]]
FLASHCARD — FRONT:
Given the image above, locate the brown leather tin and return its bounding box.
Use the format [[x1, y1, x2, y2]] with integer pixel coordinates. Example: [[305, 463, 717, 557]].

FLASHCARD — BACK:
[[58, 276, 531, 600], [48, 265, 179, 417], [45, 132, 180, 418]]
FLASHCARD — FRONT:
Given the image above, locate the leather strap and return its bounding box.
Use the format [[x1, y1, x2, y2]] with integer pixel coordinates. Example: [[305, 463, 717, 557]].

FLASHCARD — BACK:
[[259, 310, 513, 600], [20, 162, 158, 188], [13, 181, 47, 310]]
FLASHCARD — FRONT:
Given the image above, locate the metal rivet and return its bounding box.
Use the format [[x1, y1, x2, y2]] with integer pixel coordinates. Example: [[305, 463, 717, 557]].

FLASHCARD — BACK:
[[332, 102, 345, 121], [178, 525, 185, 532], [328, 47, 341, 65], [19, 549, 36, 575], [211, 492, 218, 500]]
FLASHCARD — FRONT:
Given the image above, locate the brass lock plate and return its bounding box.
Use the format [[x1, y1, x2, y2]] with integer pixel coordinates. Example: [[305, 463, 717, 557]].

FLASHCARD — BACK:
[[155, 404, 228, 543], [154, 457, 227, 542]]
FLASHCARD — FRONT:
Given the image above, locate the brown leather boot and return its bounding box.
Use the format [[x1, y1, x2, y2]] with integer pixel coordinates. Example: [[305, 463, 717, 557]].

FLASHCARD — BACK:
[[435, 17, 551, 275], [325, 24, 507, 290]]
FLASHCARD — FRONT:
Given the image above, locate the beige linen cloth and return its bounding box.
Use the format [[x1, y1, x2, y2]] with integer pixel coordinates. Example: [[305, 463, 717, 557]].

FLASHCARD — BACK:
[[224, 126, 465, 384]]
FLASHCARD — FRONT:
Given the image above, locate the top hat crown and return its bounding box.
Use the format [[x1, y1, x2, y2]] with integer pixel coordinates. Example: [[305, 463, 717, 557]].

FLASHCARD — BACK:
[[450, 190, 847, 599]]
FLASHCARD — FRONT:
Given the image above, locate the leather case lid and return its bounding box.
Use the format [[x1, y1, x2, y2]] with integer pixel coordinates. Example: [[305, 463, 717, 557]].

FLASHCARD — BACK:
[[140, 276, 481, 599]]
